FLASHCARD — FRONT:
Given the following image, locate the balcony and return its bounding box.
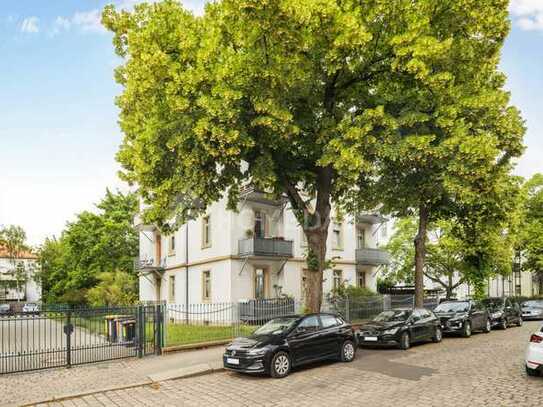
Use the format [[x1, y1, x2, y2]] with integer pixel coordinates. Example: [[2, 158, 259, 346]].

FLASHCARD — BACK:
[[356, 248, 391, 266], [134, 257, 165, 274], [238, 237, 294, 258], [356, 213, 387, 225]]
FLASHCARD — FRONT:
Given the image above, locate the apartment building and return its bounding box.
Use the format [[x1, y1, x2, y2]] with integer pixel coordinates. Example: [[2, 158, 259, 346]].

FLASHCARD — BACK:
[[0, 246, 41, 302], [136, 187, 391, 304]]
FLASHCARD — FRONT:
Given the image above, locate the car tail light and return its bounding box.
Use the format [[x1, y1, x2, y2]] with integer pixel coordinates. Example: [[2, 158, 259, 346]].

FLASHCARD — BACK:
[[530, 334, 543, 343]]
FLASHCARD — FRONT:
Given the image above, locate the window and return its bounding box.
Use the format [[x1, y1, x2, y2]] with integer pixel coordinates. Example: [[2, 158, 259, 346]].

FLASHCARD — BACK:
[[381, 222, 388, 238], [301, 272, 308, 299], [168, 275, 176, 303], [202, 271, 211, 302], [332, 221, 343, 250], [333, 270, 342, 291], [298, 315, 320, 332], [168, 235, 176, 255], [357, 228, 366, 249], [202, 215, 211, 248], [300, 228, 308, 247], [154, 233, 162, 264], [254, 268, 267, 299], [320, 314, 340, 329], [254, 210, 266, 238], [357, 271, 366, 288]]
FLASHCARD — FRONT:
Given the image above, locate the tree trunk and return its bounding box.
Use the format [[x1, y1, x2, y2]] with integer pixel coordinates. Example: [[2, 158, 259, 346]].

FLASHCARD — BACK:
[[303, 228, 328, 313], [414, 205, 429, 307], [446, 274, 453, 299]]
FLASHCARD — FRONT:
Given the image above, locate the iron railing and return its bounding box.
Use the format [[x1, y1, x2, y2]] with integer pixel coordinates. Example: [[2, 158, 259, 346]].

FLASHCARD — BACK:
[[0, 304, 163, 375], [355, 248, 391, 266], [238, 237, 294, 257]]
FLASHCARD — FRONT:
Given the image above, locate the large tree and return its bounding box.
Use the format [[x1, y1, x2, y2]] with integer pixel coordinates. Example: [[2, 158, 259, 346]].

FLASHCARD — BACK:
[[38, 190, 139, 304], [103, 0, 523, 311], [350, 1, 525, 306]]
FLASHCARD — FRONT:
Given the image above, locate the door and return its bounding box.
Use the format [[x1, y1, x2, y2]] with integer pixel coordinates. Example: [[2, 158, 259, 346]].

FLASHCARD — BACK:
[[288, 315, 323, 364], [418, 308, 435, 340], [505, 298, 516, 324], [470, 301, 486, 330], [254, 268, 269, 299], [318, 314, 343, 357], [409, 310, 427, 342]]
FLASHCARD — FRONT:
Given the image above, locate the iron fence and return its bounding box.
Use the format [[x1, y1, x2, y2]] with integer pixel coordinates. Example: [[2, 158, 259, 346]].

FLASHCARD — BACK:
[[0, 304, 163, 375], [164, 295, 438, 348]]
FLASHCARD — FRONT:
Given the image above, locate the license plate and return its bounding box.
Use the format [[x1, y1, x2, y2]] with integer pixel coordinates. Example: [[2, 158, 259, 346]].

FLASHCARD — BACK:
[[363, 336, 378, 341], [226, 358, 239, 365]]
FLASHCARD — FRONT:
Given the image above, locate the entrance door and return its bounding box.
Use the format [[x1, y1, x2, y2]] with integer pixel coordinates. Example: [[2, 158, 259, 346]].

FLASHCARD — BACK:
[[254, 268, 269, 299]]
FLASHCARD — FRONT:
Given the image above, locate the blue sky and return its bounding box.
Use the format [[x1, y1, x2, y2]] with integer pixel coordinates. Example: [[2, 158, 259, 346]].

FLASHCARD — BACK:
[[0, 0, 542, 245]]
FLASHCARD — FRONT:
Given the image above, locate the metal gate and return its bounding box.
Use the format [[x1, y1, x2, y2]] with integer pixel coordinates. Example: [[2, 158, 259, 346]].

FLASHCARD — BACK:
[[0, 304, 163, 375]]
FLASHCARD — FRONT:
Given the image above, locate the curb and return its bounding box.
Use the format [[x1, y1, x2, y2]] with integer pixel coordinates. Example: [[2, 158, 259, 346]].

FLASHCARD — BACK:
[[20, 364, 224, 406], [162, 340, 231, 353]]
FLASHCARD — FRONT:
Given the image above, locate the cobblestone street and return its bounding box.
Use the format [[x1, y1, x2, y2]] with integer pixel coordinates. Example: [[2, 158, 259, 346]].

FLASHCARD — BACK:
[[27, 321, 543, 407]]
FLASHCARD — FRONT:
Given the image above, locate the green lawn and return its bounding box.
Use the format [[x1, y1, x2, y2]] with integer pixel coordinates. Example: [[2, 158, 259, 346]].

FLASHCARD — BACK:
[[166, 323, 255, 346]]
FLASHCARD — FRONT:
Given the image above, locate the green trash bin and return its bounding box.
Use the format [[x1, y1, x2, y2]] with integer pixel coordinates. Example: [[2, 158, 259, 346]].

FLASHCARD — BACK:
[[120, 319, 136, 343]]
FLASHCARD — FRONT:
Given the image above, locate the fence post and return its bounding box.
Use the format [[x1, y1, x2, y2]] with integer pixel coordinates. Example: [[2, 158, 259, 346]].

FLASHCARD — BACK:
[[345, 295, 350, 322], [137, 305, 144, 358], [155, 304, 164, 355], [65, 310, 72, 368]]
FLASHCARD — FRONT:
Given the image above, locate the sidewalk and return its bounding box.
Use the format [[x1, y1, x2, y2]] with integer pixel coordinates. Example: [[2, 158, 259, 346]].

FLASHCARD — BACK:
[[1, 346, 225, 407]]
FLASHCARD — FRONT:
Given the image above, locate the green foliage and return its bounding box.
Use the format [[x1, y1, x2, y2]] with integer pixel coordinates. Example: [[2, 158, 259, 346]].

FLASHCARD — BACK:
[[518, 174, 543, 281], [87, 271, 138, 307], [37, 190, 139, 305], [327, 282, 377, 302]]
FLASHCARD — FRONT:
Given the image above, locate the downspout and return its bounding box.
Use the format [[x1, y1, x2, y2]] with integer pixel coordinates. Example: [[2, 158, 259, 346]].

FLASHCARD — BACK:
[[185, 221, 189, 323]]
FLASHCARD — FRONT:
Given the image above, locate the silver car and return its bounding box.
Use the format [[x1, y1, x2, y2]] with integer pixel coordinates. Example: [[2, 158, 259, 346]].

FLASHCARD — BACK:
[[0, 303, 12, 316], [522, 300, 543, 320]]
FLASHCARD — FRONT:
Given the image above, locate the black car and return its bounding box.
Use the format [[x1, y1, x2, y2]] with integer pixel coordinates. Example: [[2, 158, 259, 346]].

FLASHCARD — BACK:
[[482, 297, 523, 329], [223, 313, 356, 378], [522, 300, 543, 320], [433, 300, 491, 337], [357, 308, 442, 350]]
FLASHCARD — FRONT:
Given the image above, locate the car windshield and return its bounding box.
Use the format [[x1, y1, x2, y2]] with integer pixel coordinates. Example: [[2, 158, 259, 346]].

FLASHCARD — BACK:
[[373, 310, 411, 322], [434, 302, 470, 313], [482, 299, 503, 310], [252, 317, 299, 336], [523, 301, 543, 308]]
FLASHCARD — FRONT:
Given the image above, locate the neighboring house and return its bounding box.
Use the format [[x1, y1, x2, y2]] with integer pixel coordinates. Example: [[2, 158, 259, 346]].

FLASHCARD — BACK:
[[136, 186, 391, 304], [0, 246, 41, 302]]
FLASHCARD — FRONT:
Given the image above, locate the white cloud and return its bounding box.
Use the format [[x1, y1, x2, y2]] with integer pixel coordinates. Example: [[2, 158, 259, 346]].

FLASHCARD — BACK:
[[510, 0, 543, 31], [20, 16, 39, 33]]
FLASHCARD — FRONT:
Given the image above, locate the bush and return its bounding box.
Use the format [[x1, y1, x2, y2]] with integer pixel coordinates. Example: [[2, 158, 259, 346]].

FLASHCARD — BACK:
[[327, 282, 377, 302]]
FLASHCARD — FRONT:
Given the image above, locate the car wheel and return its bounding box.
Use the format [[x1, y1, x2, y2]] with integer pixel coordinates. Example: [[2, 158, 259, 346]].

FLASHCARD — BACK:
[[340, 340, 356, 362], [270, 351, 291, 378], [462, 321, 472, 338], [483, 319, 491, 333], [500, 319, 508, 330], [432, 326, 442, 343], [399, 332, 410, 350], [526, 365, 539, 377]]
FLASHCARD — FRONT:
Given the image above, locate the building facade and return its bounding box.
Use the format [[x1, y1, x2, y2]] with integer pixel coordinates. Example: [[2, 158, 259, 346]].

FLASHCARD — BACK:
[[137, 188, 391, 304], [0, 247, 41, 303]]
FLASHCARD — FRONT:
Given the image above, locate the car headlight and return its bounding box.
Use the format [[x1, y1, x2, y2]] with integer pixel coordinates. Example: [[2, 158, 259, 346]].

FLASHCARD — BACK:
[[247, 348, 267, 356], [383, 327, 400, 335], [492, 311, 504, 319]]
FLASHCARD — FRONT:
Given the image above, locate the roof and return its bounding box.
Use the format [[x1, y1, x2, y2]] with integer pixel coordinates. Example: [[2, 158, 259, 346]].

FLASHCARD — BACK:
[[0, 245, 37, 260]]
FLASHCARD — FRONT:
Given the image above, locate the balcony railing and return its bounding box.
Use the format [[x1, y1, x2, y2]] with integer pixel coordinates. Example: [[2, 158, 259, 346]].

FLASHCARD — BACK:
[[357, 213, 387, 225], [356, 248, 391, 266], [134, 257, 165, 273], [238, 237, 294, 258]]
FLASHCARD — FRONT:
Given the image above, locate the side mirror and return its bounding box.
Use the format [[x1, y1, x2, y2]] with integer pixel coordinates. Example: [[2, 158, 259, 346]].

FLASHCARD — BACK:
[[294, 326, 307, 335]]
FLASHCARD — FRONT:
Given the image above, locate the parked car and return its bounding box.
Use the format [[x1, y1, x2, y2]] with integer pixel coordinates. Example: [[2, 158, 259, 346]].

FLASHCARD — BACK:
[[433, 300, 491, 337], [22, 303, 40, 315], [357, 308, 442, 350], [522, 300, 543, 320], [525, 324, 543, 377], [223, 313, 356, 378], [482, 297, 522, 329], [0, 303, 12, 316]]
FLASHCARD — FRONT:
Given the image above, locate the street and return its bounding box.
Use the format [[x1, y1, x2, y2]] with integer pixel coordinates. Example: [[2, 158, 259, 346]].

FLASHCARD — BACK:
[[30, 320, 543, 407]]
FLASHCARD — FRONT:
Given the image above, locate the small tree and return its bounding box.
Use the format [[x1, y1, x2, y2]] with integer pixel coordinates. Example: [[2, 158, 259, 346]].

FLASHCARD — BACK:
[[87, 271, 138, 307], [0, 225, 31, 302]]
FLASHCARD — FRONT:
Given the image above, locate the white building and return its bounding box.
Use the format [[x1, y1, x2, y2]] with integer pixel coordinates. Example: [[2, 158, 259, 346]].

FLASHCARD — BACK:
[[0, 246, 41, 303], [137, 187, 391, 305]]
